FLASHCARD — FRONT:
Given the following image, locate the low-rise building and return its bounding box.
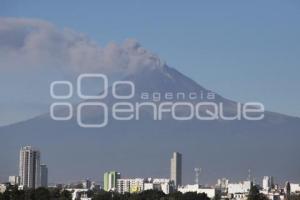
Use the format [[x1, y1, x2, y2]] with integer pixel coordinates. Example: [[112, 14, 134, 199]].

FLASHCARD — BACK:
[[144, 178, 173, 194], [228, 181, 252, 195], [117, 178, 144, 194], [290, 183, 300, 194], [0, 183, 8, 193], [8, 176, 20, 186], [66, 189, 89, 200], [82, 179, 91, 189], [177, 184, 216, 199]]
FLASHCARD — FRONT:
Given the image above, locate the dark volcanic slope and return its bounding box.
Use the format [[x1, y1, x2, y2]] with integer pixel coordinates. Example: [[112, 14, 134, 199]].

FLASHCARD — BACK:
[[1, 66, 300, 184]]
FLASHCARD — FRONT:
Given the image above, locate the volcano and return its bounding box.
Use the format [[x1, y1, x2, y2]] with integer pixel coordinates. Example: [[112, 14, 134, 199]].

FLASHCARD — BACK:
[[1, 65, 299, 184]]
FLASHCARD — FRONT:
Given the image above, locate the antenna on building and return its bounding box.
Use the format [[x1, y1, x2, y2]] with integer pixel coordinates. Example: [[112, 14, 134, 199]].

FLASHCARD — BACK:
[[248, 169, 251, 181], [194, 168, 201, 185]]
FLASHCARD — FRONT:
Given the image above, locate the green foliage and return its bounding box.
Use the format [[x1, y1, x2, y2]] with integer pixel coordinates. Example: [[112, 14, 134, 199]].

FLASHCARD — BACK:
[[59, 190, 72, 200], [91, 190, 210, 200], [247, 185, 268, 200], [0, 187, 212, 200], [0, 186, 72, 200], [34, 187, 50, 200], [290, 194, 300, 200]]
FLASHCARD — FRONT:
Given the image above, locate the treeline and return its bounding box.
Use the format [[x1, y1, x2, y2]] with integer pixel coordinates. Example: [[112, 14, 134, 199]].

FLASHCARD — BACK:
[[0, 186, 71, 200], [0, 185, 211, 200], [92, 190, 210, 200], [289, 195, 300, 200], [1, 185, 300, 200]]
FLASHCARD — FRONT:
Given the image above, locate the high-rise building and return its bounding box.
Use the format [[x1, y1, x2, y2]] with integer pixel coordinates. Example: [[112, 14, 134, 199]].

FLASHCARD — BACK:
[[170, 152, 182, 187], [19, 146, 41, 189], [40, 164, 48, 187], [104, 171, 121, 191], [262, 176, 274, 191]]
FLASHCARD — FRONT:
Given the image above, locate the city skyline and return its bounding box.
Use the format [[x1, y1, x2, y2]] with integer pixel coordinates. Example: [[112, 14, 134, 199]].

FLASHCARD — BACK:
[[2, 147, 300, 200], [3, 147, 297, 187]]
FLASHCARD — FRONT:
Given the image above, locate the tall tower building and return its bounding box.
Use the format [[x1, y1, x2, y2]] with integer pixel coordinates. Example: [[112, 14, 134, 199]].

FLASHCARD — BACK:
[[104, 171, 121, 191], [40, 164, 48, 187], [170, 152, 182, 187], [262, 176, 274, 191], [19, 146, 41, 189]]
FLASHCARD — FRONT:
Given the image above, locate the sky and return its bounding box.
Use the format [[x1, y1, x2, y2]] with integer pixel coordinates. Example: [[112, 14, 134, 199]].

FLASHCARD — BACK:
[[0, 0, 300, 126]]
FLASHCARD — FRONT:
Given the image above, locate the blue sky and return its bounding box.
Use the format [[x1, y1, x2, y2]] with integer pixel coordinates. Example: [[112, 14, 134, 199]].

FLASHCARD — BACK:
[[0, 0, 300, 125]]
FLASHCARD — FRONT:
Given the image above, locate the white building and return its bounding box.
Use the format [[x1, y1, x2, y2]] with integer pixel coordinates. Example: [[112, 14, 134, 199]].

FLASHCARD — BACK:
[[0, 184, 8, 193], [232, 193, 248, 200], [82, 179, 91, 189], [216, 178, 229, 193], [117, 178, 144, 194], [144, 178, 173, 194], [67, 189, 90, 200], [19, 146, 41, 189], [8, 176, 20, 185], [262, 176, 274, 191], [264, 192, 284, 200], [228, 181, 252, 195], [290, 183, 300, 194], [177, 184, 216, 199]]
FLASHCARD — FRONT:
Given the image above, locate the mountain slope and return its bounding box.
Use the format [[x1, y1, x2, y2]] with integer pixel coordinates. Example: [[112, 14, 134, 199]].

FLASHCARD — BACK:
[[0, 65, 300, 184]]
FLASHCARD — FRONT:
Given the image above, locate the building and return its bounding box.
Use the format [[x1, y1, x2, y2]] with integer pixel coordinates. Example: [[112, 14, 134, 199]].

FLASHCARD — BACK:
[[232, 193, 248, 200], [82, 179, 91, 189], [19, 146, 41, 189], [0, 184, 9, 193], [144, 178, 174, 194], [177, 184, 216, 199], [290, 183, 300, 194], [216, 178, 229, 194], [117, 179, 130, 194], [40, 164, 48, 187], [228, 181, 252, 195], [117, 178, 144, 194], [104, 171, 121, 191], [262, 176, 274, 191], [8, 176, 20, 186], [90, 182, 101, 191], [66, 189, 90, 200], [170, 152, 182, 187]]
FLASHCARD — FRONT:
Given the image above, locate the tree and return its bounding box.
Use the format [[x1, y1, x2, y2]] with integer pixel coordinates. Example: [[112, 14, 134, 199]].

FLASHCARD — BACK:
[[138, 190, 165, 200], [59, 190, 72, 200], [248, 185, 268, 200], [34, 187, 50, 200], [49, 188, 61, 200], [2, 185, 25, 200], [92, 191, 113, 200], [167, 191, 183, 200], [290, 194, 300, 200], [24, 189, 35, 200]]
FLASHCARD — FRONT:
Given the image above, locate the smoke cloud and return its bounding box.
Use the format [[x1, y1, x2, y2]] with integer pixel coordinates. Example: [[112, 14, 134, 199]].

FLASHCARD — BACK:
[[0, 17, 165, 76]]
